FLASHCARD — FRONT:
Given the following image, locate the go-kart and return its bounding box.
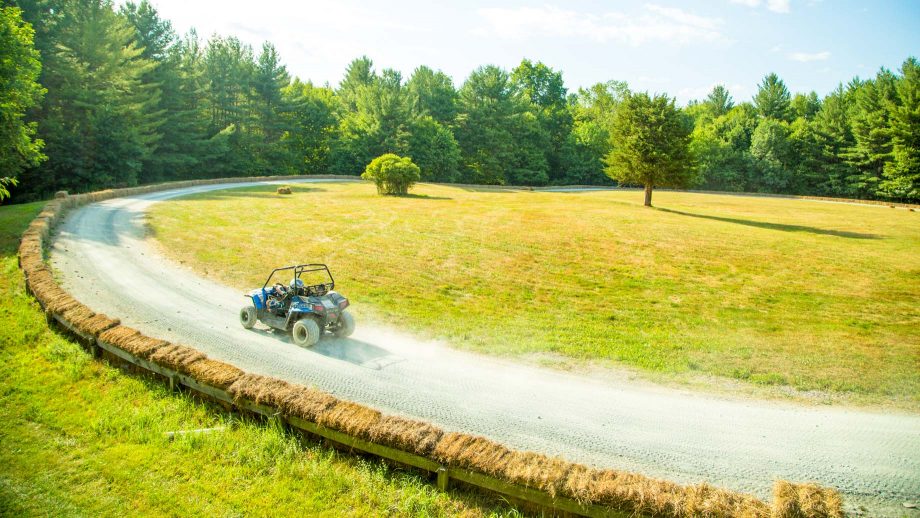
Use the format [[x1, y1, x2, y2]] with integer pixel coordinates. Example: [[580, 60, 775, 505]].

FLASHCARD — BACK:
[[239, 264, 354, 347]]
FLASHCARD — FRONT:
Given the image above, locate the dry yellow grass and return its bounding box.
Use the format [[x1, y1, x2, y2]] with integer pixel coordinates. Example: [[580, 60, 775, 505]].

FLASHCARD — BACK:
[[149, 182, 920, 405]]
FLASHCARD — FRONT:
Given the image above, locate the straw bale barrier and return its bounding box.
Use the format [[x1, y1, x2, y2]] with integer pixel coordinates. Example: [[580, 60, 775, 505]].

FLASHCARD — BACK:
[[16, 175, 845, 518]]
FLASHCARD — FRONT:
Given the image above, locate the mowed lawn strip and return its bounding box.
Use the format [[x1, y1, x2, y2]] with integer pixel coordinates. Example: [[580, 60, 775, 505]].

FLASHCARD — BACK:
[[149, 183, 920, 405], [0, 202, 512, 516]]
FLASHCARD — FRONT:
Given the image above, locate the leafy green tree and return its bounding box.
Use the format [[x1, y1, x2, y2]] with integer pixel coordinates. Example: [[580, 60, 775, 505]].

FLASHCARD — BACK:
[[406, 65, 457, 126], [750, 119, 794, 192], [282, 79, 338, 174], [881, 57, 920, 201], [0, 6, 45, 194], [338, 56, 375, 111], [559, 81, 628, 184], [332, 68, 411, 174], [791, 91, 821, 120], [455, 65, 549, 185], [604, 91, 695, 206], [511, 59, 571, 183], [454, 65, 517, 184], [705, 85, 734, 117], [404, 116, 460, 182], [788, 118, 829, 193], [361, 153, 420, 195], [754, 73, 792, 121], [690, 104, 758, 192]]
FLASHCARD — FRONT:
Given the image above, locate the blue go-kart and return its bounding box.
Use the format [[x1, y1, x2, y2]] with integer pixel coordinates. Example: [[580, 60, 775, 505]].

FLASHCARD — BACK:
[[239, 264, 355, 347]]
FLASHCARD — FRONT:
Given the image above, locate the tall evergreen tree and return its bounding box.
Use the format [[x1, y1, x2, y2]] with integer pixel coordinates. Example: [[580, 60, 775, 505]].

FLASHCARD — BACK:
[[881, 57, 920, 200], [705, 85, 734, 117], [511, 59, 571, 183], [19, 0, 159, 196], [250, 42, 292, 173], [754, 73, 792, 121]]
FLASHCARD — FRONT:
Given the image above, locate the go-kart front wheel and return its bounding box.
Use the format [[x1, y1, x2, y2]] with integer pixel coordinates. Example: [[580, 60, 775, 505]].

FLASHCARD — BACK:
[[292, 318, 321, 347], [240, 306, 256, 329], [334, 310, 355, 338]]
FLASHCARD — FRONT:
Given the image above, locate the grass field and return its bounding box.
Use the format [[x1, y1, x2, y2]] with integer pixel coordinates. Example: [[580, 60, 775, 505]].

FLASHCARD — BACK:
[[0, 202, 515, 516], [148, 182, 920, 406]]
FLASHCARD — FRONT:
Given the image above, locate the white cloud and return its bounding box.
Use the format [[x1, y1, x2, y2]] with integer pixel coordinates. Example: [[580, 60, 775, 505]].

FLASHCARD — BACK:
[[729, 0, 791, 13], [789, 50, 831, 62], [766, 0, 791, 13], [476, 4, 725, 46]]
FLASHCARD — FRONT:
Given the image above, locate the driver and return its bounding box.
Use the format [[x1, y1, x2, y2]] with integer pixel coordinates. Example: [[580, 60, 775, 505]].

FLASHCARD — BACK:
[[290, 278, 305, 296]]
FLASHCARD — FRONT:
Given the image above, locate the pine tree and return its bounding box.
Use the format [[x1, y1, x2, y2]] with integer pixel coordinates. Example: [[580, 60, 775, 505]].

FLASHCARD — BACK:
[[881, 57, 920, 201]]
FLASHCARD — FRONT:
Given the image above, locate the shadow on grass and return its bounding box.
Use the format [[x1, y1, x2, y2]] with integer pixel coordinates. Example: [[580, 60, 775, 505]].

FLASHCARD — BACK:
[[389, 193, 452, 200], [656, 207, 880, 239]]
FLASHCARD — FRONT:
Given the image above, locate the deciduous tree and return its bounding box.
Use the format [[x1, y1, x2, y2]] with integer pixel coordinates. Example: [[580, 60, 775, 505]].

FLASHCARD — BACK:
[[604, 91, 695, 206]]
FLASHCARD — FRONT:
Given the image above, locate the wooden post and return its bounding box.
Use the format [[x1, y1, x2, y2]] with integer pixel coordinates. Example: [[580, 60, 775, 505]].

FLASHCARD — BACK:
[[437, 467, 449, 492]]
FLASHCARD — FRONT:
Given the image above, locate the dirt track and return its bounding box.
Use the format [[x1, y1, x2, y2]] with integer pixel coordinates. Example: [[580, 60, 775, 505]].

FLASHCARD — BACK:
[[50, 180, 920, 516]]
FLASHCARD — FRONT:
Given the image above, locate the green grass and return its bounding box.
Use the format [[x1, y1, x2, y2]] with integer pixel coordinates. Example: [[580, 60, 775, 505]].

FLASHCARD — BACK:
[[0, 201, 517, 516], [149, 183, 920, 407]]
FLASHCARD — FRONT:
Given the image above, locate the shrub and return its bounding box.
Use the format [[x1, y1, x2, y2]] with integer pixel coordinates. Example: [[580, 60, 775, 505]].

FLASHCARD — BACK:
[[361, 154, 421, 195]]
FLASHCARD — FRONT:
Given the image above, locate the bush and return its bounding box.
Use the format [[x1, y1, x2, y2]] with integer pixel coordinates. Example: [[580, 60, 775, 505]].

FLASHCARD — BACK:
[[361, 154, 421, 195]]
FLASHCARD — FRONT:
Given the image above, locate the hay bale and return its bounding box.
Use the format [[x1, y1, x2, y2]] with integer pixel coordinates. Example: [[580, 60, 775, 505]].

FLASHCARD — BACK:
[[772, 481, 843, 518], [228, 373, 295, 408], [277, 186, 292, 195], [367, 415, 444, 457], [501, 451, 572, 497], [148, 343, 206, 372], [433, 433, 514, 476], [61, 304, 96, 327], [77, 313, 120, 336], [122, 334, 170, 358], [99, 325, 141, 346], [277, 385, 338, 422], [184, 359, 244, 390], [54, 190, 69, 199], [316, 400, 381, 440]]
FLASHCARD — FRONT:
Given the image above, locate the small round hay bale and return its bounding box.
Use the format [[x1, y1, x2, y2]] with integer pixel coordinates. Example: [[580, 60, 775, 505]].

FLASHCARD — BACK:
[[55, 190, 69, 199], [277, 186, 292, 195]]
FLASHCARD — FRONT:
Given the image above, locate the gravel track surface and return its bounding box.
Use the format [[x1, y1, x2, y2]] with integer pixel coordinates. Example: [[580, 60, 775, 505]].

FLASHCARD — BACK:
[[50, 180, 920, 516]]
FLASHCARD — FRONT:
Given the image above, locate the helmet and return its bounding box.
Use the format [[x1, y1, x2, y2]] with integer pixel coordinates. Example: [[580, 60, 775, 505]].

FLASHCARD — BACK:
[[290, 278, 304, 290]]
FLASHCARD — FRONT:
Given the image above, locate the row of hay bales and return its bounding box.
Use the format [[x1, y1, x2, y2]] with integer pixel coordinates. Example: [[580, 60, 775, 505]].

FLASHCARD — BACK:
[[17, 175, 843, 518]]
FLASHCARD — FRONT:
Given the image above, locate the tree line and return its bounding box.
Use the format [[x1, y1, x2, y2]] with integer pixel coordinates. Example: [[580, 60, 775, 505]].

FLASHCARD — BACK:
[[2, 0, 918, 203]]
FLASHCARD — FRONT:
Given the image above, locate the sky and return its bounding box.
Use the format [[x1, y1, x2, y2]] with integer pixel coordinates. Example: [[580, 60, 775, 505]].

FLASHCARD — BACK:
[[142, 0, 919, 105]]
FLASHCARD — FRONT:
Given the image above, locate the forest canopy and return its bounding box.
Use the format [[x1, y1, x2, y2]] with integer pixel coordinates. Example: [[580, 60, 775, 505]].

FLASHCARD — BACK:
[[3, 0, 919, 203]]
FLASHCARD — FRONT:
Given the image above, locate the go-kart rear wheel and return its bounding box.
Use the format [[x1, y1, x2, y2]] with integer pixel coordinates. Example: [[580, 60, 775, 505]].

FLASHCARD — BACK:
[[239, 306, 256, 329], [334, 310, 355, 338], [292, 318, 320, 347]]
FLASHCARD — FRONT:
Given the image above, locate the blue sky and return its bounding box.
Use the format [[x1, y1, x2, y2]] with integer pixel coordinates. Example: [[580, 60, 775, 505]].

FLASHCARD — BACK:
[[145, 0, 919, 104]]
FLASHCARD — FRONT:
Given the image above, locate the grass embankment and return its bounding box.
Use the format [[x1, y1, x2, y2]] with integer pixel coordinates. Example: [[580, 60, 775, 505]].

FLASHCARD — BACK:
[[0, 202, 514, 516], [149, 183, 920, 406]]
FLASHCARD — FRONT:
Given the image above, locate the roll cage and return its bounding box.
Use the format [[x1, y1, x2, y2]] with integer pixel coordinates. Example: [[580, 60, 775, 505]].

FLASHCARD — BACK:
[[262, 264, 335, 297]]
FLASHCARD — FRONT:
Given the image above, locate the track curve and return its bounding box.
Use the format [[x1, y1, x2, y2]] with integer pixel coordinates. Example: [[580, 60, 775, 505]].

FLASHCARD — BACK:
[[50, 180, 920, 516]]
